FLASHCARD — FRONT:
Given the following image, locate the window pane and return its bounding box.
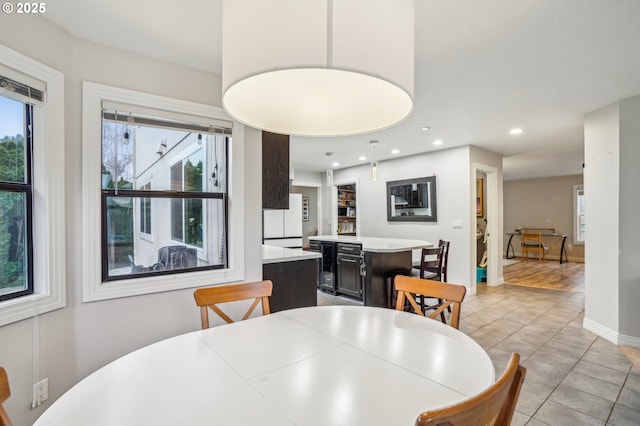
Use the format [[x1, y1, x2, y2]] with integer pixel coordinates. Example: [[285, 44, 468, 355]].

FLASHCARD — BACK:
[[184, 198, 203, 247], [0, 191, 28, 297], [101, 111, 229, 281], [101, 122, 134, 190], [0, 96, 26, 183], [184, 149, 203, 191], [101, 120, 227, 193], [575, 186, 585, 243], [105, 196, 226, 278]]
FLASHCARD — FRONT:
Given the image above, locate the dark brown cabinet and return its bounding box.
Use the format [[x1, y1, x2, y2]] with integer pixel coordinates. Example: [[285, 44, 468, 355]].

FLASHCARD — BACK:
[[262, 131, 289, 209], [336, 243, 362, 298], [263, 258, 319, 312]]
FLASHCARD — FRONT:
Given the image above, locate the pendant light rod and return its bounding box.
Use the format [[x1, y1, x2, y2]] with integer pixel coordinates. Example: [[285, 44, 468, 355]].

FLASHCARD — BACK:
[[370, 140, 379, 181]]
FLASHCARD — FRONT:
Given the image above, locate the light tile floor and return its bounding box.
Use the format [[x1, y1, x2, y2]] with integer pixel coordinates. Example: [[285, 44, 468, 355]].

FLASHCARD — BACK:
[[317, 285, 640, 425]]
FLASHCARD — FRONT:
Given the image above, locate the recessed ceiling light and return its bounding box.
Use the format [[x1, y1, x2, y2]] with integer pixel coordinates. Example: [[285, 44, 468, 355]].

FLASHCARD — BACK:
[[433, 140, 443, 145], [420, 126, 430, 131], [391, 149, 400, 154], [332, 162, 340, 167], [509, 128, 523, 135], [358, 156, 367, 161]]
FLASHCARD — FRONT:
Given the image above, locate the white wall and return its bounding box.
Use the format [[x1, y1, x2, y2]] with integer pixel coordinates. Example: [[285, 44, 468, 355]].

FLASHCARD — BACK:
[[618, 96, 640, 341], [582, 97, 640, 348], [583, 101, 620, 341], [0, 15, 262, 426], [329, 146, 478, 288]]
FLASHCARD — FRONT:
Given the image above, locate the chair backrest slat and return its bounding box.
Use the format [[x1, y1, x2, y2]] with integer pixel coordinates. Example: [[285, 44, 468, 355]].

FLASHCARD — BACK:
[[438, 239, 450, 282], [520, 232, 546, 261], [394, 276, 466, 329], [415, 353, 526, 426], [419, 246, 444, 281], [194, 280, 273, 329]]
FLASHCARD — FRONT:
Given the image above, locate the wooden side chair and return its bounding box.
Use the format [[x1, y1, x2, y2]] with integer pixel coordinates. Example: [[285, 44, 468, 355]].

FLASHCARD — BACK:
[[415, 352, 526, 426], [416, 246, 445, 280], [394, 275, 466, 329], [438, 239, 450, 283], [520, 232, 547, 261], [194, 280, 273, 329], [413, 246, 447, 321], [0, 367, 12, 426]]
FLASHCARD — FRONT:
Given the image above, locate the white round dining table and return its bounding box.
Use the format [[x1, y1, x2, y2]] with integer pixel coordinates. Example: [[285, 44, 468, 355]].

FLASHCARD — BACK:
[[34, 305, 495, 426]]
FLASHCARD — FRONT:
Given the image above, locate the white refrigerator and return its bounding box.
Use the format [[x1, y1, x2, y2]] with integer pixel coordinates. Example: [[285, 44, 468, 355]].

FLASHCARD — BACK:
[[263, 193, 303, 248]]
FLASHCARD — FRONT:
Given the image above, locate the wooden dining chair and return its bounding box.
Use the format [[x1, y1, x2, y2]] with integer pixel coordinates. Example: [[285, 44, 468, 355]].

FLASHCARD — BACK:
[[416, 246, 445, 280], [410, 245, 448, 321], [520, 232, 547, 261], [394, 275, 466, 329], [194, 280, 273, 329], [415, 352, 526, 426], [0, 367, 12, 426], [438, 239, 450, 283]]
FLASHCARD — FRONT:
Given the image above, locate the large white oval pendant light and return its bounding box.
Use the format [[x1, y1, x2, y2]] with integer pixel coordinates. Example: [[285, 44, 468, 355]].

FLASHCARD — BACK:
[[222, 0, 415, 137]]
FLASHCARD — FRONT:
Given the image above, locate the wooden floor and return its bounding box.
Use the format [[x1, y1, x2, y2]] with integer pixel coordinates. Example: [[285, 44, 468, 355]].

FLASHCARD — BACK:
[[502, 258, 585, 292]]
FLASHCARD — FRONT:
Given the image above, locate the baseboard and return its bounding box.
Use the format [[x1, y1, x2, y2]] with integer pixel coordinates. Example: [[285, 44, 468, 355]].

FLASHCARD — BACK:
[[583, 318, 640, 349], [618, 333, 640, 349]]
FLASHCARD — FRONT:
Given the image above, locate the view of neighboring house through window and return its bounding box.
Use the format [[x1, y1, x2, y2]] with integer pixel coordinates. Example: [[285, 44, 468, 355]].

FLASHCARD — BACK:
[[0, 94, 33, 301], [101, 108, 229, 281]]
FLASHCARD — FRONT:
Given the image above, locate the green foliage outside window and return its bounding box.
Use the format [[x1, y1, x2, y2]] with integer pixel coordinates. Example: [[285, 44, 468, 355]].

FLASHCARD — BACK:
[[0, 135, 27, 290]]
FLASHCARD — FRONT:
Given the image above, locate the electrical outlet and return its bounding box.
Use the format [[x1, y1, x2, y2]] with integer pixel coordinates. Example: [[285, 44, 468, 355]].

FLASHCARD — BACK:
[[32, 378, 48, 407]]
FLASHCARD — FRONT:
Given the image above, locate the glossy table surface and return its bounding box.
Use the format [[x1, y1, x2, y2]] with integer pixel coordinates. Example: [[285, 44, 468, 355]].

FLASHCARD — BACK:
[[34, 306, 495, 426]]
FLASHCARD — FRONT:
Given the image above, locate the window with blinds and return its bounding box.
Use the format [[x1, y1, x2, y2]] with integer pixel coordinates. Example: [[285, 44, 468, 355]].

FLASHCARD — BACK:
[[0, 92, 34, 301]]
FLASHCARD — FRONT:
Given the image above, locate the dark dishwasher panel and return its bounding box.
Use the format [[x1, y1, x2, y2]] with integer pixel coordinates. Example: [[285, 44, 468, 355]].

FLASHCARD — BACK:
[[336, 243, 363, 299]]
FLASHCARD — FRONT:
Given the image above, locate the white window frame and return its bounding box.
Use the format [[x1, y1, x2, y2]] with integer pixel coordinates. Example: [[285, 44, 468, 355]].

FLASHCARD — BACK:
[[574, 184, 585, 244], [82, 82, 244, 302], [0, 44, 66, 326]]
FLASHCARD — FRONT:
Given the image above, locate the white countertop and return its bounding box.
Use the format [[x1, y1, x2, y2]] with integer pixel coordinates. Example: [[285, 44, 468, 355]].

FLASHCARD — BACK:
[[34, 306, 494, 426], [308, 235, 432, 253], [262, 244, 322, 264]]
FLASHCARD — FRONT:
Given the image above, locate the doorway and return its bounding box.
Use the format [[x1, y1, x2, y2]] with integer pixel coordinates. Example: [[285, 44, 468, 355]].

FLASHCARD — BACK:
[[331, 178, 360, 236], [291, 182, 322, 248], [471, 164, 501, 294]]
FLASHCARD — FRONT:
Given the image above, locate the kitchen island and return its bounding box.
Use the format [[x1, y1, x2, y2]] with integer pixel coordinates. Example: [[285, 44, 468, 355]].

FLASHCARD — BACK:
[[262, 245, 321, 312], [308, 236, 431, 307]]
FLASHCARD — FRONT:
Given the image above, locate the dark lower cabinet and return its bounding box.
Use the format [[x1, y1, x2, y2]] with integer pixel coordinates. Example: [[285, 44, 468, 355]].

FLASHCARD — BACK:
[[336, 243, 363, 299], [263, 258, 319, 312], [363, 250, 412, 308], [337, 254, 362, 298]]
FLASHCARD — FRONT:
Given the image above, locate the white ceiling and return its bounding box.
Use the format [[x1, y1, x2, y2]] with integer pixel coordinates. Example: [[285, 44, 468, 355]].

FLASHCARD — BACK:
[[44, 0, 640, 180]]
